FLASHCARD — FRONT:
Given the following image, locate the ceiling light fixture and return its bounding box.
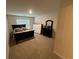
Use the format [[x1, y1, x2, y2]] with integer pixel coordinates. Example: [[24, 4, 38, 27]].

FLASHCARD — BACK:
[[29, 10, 32, 14]]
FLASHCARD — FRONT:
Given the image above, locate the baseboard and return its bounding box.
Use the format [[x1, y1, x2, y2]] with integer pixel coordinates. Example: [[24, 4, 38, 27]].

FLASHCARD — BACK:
[[53, 51, 65, 59]]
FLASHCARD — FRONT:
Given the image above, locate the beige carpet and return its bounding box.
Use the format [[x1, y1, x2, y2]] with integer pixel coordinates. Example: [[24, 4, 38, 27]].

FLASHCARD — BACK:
[[9, 33, 61, 59]]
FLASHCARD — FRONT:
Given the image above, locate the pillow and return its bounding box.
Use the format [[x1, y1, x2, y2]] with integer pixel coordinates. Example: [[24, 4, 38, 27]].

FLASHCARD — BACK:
[[21, 27, 26, 30], [14, 28, 21, 32]]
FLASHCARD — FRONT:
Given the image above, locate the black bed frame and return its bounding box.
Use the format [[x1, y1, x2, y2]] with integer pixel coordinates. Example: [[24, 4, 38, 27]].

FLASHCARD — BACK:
[[12, 24, 26, 30], [14, 30, 34, 43], [12, 24, 34, 43]]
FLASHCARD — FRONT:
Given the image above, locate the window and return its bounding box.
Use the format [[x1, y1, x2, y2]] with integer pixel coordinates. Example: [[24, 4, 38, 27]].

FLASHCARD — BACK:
[[16, 19, 30, 29]]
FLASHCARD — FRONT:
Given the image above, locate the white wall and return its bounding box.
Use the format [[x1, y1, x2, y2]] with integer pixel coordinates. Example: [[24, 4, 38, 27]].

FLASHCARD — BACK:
[[54, 0, 73, 59], [35, 12, 59, 31], [7, 15, 35, 32]]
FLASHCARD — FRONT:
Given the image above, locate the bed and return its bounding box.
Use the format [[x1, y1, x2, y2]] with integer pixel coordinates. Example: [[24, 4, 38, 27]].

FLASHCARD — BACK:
[[12, 24, 34, 42]]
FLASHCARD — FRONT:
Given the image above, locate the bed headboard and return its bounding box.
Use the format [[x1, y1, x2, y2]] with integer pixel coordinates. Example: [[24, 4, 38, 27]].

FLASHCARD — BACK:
[[12, 24, 26, 30]]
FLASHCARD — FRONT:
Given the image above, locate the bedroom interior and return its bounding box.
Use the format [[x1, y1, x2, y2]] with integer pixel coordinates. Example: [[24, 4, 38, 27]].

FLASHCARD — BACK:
[[6, 0, 73, 59]]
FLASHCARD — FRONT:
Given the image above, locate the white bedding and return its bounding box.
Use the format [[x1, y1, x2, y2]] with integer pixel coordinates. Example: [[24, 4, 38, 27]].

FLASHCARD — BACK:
[[13, 29, 33, 34]]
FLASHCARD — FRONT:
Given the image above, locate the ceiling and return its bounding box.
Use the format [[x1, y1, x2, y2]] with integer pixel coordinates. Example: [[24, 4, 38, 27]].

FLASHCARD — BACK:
[[6, 0, 60, 17]]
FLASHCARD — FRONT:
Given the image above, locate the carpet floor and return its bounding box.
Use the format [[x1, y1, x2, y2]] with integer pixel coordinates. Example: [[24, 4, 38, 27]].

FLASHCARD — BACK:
[[9, 33, 61, 59]]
